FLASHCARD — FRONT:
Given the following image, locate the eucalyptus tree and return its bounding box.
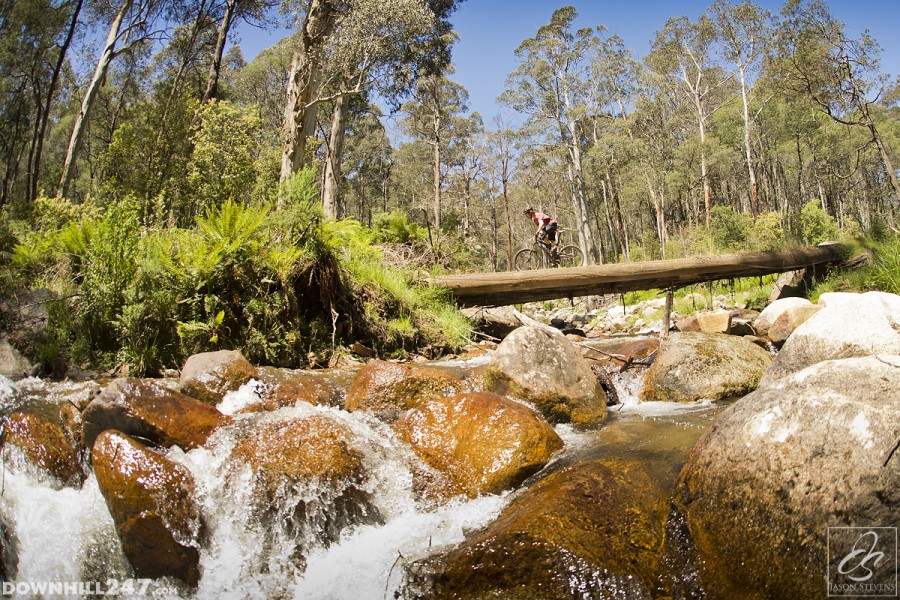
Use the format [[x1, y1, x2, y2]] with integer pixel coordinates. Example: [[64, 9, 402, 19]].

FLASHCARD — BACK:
[[500, 6, 602, 264], [279, 0, 461, 207], [57, 0, 172, 199], [708, 0, 772, 215], [341, 102, 392, 220], [775, 0, 899, 218], [0, 0, 83, 208], [646, 14, 731, 234], [487, 114, 518, 269], [398, 73, 470, 230]]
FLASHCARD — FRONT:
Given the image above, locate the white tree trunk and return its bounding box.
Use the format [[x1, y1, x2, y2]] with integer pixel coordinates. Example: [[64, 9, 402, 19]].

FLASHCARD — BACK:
[[322, 93, 348, 219], [58, 0, 131, 199]]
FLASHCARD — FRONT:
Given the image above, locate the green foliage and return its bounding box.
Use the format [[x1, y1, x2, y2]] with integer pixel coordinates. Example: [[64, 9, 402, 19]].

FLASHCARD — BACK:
[[871, 234, 900, 294], [710, 206, 752, 251], [372, 210, 426, 244], [747, 212, 786, 250], [186, 101, 264, 215], [799, 199, 839, 245]]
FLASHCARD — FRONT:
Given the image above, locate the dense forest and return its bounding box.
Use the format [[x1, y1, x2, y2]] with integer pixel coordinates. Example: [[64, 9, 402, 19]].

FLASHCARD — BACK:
[[0, 0, 897, 373]]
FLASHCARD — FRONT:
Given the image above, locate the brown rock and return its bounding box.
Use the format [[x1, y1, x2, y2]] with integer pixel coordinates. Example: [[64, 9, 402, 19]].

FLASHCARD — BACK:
[[675, 315, 701, 332], [92, 431, 202, 586], [394, 392, 562, 498], [640, 332, 771, 403], [581, 337, 659, 369], [485, 326, 606, 427], [405, 458, 668, 599], [237, 375, 335, 414], [3, 401, 84, 486], [753, 297, 813, 337], [82, 378, 232, 452], [179, 350, 257, 405], [767, 304, 822, 344], [226, 416, 380, 557], [695, 309, 732, 334], [345, 360, 463, 416]]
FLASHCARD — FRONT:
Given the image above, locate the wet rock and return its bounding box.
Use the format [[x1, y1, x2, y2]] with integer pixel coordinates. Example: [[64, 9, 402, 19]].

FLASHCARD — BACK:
[[394, 392, 562, 498], [762, 291, 900, 383], [485, 326, 606, 427], [766, 304, 821, 345], [344, 360, 463, 417], [405, 457, 667, 599], [237, 375, 336, 414], [2, 401, 84, 486], [581, 337, 659, 371], [0, 512, 16, 582], [179, 350, 257, 405], [639, 332, 771, 403], [752, 297, 812, 337], [461, 306, 521, 341], [92, 430, 202, 586], [82, 378, 232, 452], [695, 309, 732, 334], [0, 338, 36, 380], [226, 415, 380, 556], [673, 355, 900, 598]]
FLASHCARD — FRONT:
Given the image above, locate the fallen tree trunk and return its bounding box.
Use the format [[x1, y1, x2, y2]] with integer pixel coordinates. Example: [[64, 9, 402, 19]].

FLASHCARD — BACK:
[[430, 244, 851, 308]]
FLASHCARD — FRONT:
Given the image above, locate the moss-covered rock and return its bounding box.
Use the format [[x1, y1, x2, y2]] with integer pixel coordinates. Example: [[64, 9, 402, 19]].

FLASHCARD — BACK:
[[92, 430, 202, 587], [2, 400, 84, 486], [394, 392, 562, 498], [672, 355, 900, 598], [179, 350, 257, 405], [485, 326, 606, 427], [82, 378, 231, 451], [640, 332, 771, 402], [344, 360, 463, 417], [405, 457, 668, 599]]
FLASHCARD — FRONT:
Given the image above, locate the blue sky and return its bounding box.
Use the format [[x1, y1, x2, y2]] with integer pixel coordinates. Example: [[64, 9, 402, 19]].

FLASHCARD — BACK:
[[237, 1, 900, 123]]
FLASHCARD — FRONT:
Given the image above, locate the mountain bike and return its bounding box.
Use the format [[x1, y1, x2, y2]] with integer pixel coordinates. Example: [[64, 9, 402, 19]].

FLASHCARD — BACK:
[[513, 229, 584, 270]]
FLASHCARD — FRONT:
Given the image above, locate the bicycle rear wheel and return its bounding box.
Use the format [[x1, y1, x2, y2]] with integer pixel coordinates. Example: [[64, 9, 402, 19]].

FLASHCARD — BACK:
[[514, 248, 542, 270], [556, 245, 584, 268]]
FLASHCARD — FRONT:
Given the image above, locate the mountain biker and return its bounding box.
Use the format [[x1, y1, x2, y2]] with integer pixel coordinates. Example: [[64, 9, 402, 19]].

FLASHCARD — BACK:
[[523, 207, 559, 261]]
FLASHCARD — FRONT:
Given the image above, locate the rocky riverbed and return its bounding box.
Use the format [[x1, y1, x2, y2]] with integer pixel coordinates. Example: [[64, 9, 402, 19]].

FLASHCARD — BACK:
[[0, 290, 897, 598]]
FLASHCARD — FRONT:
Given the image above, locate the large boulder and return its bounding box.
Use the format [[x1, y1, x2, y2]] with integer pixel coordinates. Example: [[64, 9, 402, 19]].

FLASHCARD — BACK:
[[179, 350, 257, 405], [393, 392, 562, 498], [225, 415, 381, 566], [485, 326, 606, 427], [762, 291, 900, 383], [82, 378, 232, 451], [2, 401, 84, 486], [753, 297, 813, 337], [0, 289, 53, 373], [640, 332, 771, 403], [345, 360, 463, 416], [92, 430, 202, 586], [672, 355, 900, 598], [405, 457, 668, 599]]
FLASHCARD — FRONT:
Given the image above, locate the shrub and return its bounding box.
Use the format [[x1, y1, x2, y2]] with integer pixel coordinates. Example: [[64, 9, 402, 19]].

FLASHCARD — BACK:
[[799, 200, 839, 245]]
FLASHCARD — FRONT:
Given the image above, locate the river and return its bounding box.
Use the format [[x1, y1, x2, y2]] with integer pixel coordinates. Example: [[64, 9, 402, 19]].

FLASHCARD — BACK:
[[0, 352, 728, 599]]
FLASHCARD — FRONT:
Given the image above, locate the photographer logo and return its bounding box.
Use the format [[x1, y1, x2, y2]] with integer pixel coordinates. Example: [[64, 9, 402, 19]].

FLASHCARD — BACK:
[[828, 527, 898, 597]]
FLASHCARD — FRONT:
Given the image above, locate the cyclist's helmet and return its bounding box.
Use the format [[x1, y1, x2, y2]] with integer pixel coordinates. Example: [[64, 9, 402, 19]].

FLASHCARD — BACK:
[[523, 207, 534, 215]]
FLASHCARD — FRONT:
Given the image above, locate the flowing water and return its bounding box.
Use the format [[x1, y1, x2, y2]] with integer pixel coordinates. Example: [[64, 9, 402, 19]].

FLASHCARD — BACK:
[[0, 353, 728, 599]]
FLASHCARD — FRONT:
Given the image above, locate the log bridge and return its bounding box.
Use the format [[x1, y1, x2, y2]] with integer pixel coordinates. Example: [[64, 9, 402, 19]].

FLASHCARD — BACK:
[[430, 244, 851, 308]]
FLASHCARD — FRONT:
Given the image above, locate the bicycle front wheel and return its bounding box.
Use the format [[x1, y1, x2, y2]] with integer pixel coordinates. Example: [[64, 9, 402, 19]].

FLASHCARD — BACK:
[[556, 245, 584, 268], [514, 248, 542, 271]]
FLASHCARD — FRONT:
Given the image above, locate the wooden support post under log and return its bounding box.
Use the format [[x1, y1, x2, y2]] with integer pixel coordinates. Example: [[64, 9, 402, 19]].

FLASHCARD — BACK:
[[661, 290, 673, 340], [428, 244, 851, 308]]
